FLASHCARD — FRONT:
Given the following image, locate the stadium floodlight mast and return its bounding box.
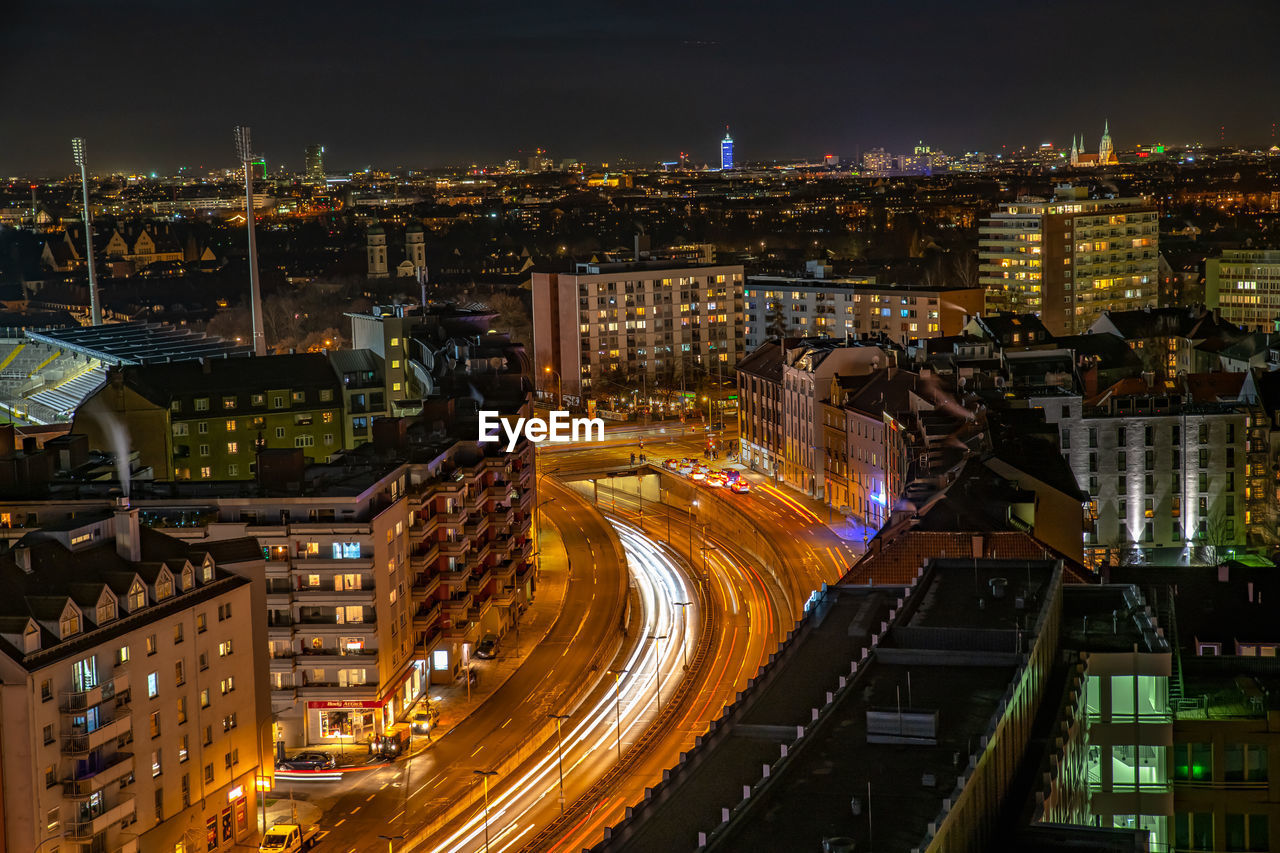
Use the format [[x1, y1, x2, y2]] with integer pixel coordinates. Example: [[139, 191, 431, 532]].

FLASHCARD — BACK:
[[233, 125, 267, 357], [70, 137, 102, 326]]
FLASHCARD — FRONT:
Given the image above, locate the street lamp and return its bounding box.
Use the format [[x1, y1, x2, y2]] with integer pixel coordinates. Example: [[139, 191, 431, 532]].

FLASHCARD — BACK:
[[673, 602, 692, 671], [688, 500, 699, 567], [378, 834, 405, 853], [548, 713, 571, 812], [648, 633, 668, 707], [255, 714, 279, 836], [607, 668, 628, 761], [543, 366, 562, 409], [474, 769, 498, 853], [70, 137, 101, 326]]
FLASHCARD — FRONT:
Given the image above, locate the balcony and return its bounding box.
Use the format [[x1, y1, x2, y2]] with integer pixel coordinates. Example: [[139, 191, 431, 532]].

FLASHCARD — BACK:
[[463, 516, 489, 539], [467, 569, 493, 595], [294, 556, 374, 571], [64, 794, 136, 840], [485, 484, 511, 502], [439, 509, 467, 527], [412, 571, 441, 599], [440, 539, 469, 559], [63, 710, 133, 755], [492, 559, 517, 586], [296, 613, 375, 627], [297, 647, 378, 663], [443, 593, 474, 619], [61, 673, 130, 713], [63, 751, 135, 797], [489, 506, 514, 529], [410, 542, 440, 570], [295, 586, 375, 605], [414, 601, 442, 628]]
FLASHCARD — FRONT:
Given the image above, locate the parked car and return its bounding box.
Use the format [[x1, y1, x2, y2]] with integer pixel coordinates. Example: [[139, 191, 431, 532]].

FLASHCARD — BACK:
[[475, 633, 499, 659], [276, 751, 335, 771], [259, 822, 320, 852], [412, 709, 439, 734]]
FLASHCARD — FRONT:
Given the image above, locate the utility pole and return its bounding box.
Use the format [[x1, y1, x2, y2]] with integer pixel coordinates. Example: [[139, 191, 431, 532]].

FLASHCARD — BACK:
[[234, 126, 267, 356], [70, 138, 101, 326]]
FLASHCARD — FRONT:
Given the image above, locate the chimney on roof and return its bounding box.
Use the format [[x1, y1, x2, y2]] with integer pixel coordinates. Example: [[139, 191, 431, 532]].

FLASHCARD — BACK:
[[14, 546, 32, 573], [114, 496, 141, 563], [1218, 563, 1230, 583]]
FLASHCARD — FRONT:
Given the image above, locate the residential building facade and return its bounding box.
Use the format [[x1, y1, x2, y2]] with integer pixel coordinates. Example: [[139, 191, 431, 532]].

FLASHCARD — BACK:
[[744, 274, 983, 350], [532, 261, 745, 402], [0, 505, 268, 853], [74, 355, 348, 482], [1037, 382, 1250, 566], [979, 186, 1159, 335], [1207, 249, 1280, 331]]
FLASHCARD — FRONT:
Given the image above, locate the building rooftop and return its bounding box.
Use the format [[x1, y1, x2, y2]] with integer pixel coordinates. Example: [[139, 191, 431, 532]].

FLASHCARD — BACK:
[[0, 520, 255, 671], [704, 558, 1061, 853], [26, 321, 249, 366]]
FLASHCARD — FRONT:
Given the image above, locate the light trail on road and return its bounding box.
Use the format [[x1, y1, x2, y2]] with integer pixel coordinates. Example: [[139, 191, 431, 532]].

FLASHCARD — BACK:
[[423, 519, 696, 853]]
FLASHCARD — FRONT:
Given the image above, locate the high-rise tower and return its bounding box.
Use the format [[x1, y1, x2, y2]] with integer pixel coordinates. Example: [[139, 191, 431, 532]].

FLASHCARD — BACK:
[[720, 126, 734, 171], [304, 144, 326, 184]]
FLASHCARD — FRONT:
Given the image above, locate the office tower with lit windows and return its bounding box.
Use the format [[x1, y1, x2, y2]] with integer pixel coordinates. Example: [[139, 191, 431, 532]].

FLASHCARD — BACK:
[[532, 260, 745, 402], [1206, 250, 1280, 331], [720, 127, 734, 171], [979, 185, 1158, 335], [304, 144, 325, 184]]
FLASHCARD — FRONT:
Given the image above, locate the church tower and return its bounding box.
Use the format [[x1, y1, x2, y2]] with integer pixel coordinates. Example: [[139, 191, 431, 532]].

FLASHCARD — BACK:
[[1098, 120, 1115, 165], [1070, 134, 1080, 167], [367, 222, 388, 279], [405, 222, 426, 274]]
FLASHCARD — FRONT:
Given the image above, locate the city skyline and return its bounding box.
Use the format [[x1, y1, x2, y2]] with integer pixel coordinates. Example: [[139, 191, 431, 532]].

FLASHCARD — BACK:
[[4, 0, 1279, 174]]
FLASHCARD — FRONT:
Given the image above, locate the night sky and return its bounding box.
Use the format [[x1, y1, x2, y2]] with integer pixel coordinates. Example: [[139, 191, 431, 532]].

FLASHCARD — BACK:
[[4, 0, 1278, 175]]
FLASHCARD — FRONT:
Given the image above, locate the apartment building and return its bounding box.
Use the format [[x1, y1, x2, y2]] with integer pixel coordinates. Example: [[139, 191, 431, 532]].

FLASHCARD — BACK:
[[979, 185, 1159, 335], [532, 260, 745, 402], [781, 339, 895, 497], [744, 272, 982, 350], [74, 355, 349, 482], [0, 503, 268, 853], [1207, 249, 1280, 331], [0, 405, 535, 748], [736, 340, 787, 479]]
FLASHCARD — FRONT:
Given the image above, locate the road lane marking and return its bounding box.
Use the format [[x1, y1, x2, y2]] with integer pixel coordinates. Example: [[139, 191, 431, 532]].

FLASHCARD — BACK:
[[366, 793, 376, 801], [469, 745, 484, 757], [350, 806, 361, 814], [334, 819, 346, 827]]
